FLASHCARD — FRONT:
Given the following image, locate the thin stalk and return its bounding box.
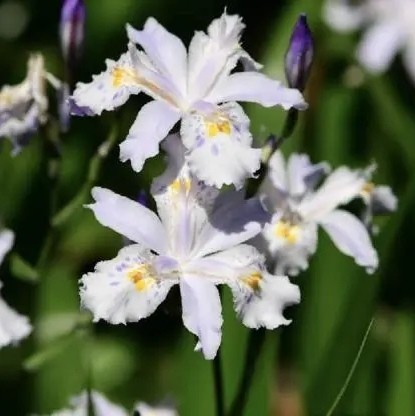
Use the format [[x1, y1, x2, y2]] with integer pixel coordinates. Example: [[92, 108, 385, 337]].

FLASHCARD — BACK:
[[213, 349, 225, 416], [325, 318, 374, 416], [228, 329, 266, 416]]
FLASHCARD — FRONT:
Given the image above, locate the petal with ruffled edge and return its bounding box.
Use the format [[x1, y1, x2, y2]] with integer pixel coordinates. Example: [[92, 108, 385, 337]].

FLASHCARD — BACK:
[[0, 291, 31, 348], [71, 50, 141, 116], [357, 21, 404, 73], [319, 209, 378, 272], [298, 166, 364, 221], [126, 18, 187, 99], [0, 229, 14, 266], [119, 100, 181, 172], [80, 245, 176, 324], [262, 213, 318, 276], [205, 71, 307, 110], [193, 190, 270, 258], [181, 102, 261, 189], [88, 187, 168, 254], [180, 276, 222, 360]]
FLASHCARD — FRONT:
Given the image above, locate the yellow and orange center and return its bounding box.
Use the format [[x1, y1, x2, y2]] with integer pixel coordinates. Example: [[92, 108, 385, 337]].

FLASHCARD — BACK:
[[361, 181, 375, 197], [127, 265, 155, 292], [242, 272, 262, 291], [205, 117, 232, 138], [274, 221, 300, 244], [111, 67, 139, 88]]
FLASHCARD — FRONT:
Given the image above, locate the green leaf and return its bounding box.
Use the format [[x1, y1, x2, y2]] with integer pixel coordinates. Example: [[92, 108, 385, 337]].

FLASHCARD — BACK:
[[10, 254, 39, 283]]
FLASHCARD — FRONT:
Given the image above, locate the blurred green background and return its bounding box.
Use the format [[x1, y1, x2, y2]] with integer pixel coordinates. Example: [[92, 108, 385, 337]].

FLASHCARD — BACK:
[[0, 0, 414, 415]]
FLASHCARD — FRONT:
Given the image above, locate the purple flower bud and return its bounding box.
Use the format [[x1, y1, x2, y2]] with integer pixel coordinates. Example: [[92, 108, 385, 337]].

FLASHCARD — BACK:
[[60, 0, 85, 70], [284, 14, 314, 92]]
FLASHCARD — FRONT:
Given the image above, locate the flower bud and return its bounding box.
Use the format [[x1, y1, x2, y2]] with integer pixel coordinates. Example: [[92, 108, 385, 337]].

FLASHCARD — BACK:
[[60, 0, 85, 71], [284, 14, 314, 91]]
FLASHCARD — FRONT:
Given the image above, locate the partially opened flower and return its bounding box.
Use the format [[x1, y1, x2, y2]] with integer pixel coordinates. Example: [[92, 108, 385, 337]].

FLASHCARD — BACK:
[[80, 135, 300, 359], [71, 11, 306, 188], [0, 229, 32, 348], [260, 151, 379, 275], [0, 54, 61, 154], [324, 0, 415, 82]]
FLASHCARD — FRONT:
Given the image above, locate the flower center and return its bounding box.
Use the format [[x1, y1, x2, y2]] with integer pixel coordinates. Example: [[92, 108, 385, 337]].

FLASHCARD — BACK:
[[204, 115, 232, 138], [242, 272, 262, 291], [169, 178, 191, 195], [274, 221, 300, 244], [127, 265, 156, 292], [111, 67, 140, 88], [361, 182, 375, 197]]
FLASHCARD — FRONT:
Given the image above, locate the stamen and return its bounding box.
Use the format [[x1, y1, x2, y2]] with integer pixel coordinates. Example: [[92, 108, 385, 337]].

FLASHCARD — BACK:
[[127, 265, 155, 292], [274, 221, 300, 244], [243, 272, 262, 291]]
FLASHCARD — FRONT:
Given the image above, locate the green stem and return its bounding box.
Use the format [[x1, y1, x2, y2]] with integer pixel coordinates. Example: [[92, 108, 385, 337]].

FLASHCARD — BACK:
[[325, 318, 374, 416], [213, 348, 225, 416], [228, 329, 266, 416]]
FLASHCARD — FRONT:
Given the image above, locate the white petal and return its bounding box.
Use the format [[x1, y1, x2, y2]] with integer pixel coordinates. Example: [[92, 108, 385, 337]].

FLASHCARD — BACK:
[[268, 151, 287, 193], [298, 166, 364, 221], [262, 213, 318, 276], [126, 19, 187, 97], [68, 391, 128, 416], [357, 21, 404, 73], [181, 102, 261, 189], [323, 0, 367, 32], [135, 402, 178, 416], [371, 185, 398, 214], [180, 276, 222, 360], [119, 100, 180, 172], [0, 293, 31, 348], [71, 50, 140, 116], [206, 71, 307, 110], [0, 229, 14, 265], [320, 209, 379, 272], [193, 191, 269, 258], [88, 187, 168, 254], [80, 245, 175, 324], [231, 272, 300, 329]]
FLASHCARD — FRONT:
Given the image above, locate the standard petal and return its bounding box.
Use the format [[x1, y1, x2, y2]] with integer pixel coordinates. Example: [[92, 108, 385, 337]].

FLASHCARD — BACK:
[[230, 272, 300, 329], [119, 100, 180, 172], [319, 209, 379, 272], [205, 71, 307, 110], [0, 290, 31, 348], [357, 21, 404, 73], [298, 167, 364, 221], [262, 213, 318, 276], [88, 187, 168, 254], [0, 229, 14, 266], [181, 102, 261, 189], [80, 245, 175, 324], [194, 191, 270, 258], [180, 276, 222, 360], [126, 19, 187, 97], [71, 50, 141, 115]]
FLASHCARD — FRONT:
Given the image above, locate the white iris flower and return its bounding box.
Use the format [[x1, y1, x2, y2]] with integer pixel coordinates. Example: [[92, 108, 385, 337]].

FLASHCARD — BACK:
[[324, 0, 415, 81], [80, 135, 300, 360], [71, 12, 306, 188], [260, 151, 379, 275]]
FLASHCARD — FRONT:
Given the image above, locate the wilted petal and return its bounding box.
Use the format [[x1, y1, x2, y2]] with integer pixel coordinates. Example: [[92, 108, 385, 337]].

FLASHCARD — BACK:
[[298, 167, 364, 221], [119, 100, 180, 172], [127, 19, 187, 97], [206, 72, 307, 110], [71, 50, 140, 116], [80, 245, 175, 324], [181, 102, 261, 189], [0, 229, 14, 265], [180, 276, 222, 360], [320, 209, 378, 272], [357, 21, 404, 73], [0, 290, 31, 348], [88, 187, 168, 254]]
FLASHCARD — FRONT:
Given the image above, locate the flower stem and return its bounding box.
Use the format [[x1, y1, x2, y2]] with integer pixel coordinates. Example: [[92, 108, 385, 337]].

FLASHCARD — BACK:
[[228, 329, 266, 416], [213, 348, 225, 416], [325, 318, 374, 416]]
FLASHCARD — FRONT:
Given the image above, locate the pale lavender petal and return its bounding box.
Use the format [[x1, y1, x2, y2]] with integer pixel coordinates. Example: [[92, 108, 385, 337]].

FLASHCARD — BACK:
[[119, 100, 180, 172], [0, 230, 14, 266], [88, 187, 168, 254], [320, 209, 378, 272]]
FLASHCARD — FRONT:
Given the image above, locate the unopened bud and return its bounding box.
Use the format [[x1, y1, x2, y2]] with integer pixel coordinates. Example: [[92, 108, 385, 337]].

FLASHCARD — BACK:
[[60, 0, 85, 71], [284, 14, 314, 92]]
